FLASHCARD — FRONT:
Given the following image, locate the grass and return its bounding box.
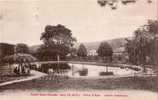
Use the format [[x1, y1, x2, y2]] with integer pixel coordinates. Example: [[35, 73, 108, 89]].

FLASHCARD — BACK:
[[0, 75, 158, 92], [0, 74, 32, 84]]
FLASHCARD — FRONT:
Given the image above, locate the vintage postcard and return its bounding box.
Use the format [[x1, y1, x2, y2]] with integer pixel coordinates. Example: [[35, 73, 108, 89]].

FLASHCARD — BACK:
[[0, 0, 158, 100]]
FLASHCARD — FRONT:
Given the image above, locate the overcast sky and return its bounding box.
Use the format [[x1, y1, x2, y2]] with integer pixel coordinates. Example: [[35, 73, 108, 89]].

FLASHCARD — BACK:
[[0, 0, 157, 46]]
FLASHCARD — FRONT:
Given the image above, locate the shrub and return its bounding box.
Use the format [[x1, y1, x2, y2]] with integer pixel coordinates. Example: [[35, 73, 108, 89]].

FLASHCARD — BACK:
[[99, 71, 114, 76], [79, 68, 88, 76]]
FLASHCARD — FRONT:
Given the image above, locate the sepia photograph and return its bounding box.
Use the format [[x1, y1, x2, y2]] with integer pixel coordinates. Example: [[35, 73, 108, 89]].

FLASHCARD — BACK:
[[0, 0, 158, 100]]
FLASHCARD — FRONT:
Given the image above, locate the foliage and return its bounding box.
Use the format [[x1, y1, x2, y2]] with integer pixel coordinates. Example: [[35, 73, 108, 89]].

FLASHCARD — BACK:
[[67, 47, 78, 59], [125, 20, 158, 65], [97, 42, 113, 59], [36, 44, 69, 61], [39, 24, 76, 61], [3, 53, 37, 64], [77, 44, 87, 57], [15, 43, 30, 54]]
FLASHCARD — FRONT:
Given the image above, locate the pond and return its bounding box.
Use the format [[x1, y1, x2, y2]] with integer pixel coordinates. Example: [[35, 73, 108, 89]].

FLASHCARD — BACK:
[[42, 63, 141, 78], [66, 63, 141, 78]]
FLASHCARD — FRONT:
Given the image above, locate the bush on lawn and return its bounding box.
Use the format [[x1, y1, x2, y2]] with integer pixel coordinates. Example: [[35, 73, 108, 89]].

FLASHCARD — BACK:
[[79, 68, 88, 76], [99, 71, 114, 76]]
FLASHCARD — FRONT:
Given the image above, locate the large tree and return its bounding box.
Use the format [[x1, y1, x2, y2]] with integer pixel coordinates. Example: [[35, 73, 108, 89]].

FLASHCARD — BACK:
[[15, 43, 30, 54], [97, 42, 113, 72], [77, 44, 87, 58], [39, 24, 76, 61], [97, 41, 113, 62], [125, 20, 158, 71]]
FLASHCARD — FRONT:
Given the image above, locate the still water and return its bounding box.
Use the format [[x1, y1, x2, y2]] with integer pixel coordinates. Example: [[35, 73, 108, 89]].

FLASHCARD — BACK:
[[66, 63, 140, 78]]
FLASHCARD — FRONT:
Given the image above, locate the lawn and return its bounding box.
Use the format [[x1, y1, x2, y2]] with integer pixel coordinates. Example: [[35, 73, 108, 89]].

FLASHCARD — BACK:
[[0, 65, 31, 84], [0, 75, 31, 84], [0, 75, 158, 92]]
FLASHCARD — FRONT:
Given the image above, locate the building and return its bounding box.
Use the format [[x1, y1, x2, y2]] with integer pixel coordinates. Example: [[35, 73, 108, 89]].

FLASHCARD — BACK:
[[87, 49, 98, 56]]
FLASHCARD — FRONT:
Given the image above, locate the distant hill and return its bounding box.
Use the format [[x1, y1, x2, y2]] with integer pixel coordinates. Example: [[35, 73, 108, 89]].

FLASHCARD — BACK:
[[75, 37, 128, 52], [30, 37, 129, 53]]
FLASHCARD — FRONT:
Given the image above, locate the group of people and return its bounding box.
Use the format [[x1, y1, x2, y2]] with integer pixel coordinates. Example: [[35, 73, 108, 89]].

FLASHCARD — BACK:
[[13, 63, 31, 75]]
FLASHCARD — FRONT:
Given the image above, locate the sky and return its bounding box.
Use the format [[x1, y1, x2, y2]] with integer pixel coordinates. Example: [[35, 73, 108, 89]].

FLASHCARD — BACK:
[[0, 0, 157, 46]]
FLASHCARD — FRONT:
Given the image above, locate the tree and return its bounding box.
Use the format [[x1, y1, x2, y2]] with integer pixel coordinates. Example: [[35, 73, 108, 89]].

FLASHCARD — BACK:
[[36, 44, 69, 61], [125, 20, 158, 71], [15, 43, 30, 54], [39, 24, 76, 61], [97, 42, 113, 72], [144, 20, 158, 65], [97, 41, 113, 63], [77, 44, 87, 58], [69, 47, 77, 58]]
